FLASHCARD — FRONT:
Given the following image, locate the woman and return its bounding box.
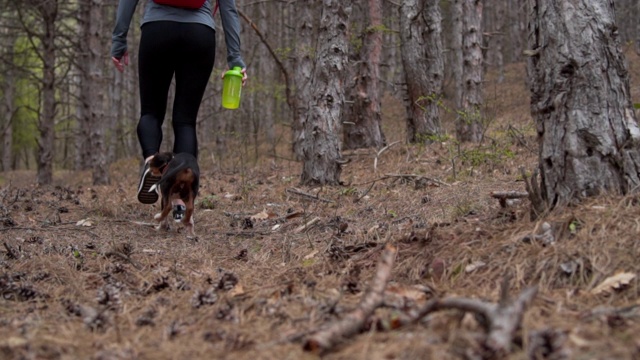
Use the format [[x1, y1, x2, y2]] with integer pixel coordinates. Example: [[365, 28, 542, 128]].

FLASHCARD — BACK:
[[111, 0, 247, 204]]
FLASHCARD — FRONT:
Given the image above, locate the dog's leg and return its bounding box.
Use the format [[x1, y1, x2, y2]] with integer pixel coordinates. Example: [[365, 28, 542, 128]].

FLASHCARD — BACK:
[[182, 194, 196, 237], [155, 196, 173, 231]]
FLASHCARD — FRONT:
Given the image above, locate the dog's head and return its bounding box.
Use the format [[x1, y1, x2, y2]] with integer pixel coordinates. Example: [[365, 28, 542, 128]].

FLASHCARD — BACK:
[[148, 152, 174, 176]]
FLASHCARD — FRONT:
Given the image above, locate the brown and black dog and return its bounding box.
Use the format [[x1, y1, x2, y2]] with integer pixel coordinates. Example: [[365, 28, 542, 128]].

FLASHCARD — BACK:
[[148, 152, 200, 237]]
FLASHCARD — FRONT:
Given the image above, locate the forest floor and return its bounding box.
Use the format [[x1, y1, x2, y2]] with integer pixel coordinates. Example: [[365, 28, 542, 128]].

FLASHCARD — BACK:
[[1, 50, 640, 360]]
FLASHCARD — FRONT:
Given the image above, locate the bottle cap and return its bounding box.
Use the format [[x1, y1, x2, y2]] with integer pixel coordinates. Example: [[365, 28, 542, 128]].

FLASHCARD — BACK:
[[225, 66, 243, 78]]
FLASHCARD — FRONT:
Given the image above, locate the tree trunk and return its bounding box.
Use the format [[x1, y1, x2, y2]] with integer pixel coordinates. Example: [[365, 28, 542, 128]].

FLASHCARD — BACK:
[[1, 25, 17, 172], [300, 0, 351, 186], [527, 0, 640, 208], [292, 0, 317, 160], [451, 0, 463, 108], [343, 0, 385, 150], [77, 0, 109, 184], [637, 0, 640, 55], [456, 0, 484, 143], [399, 0, 444, 144], [37, 0, 58, 185], [89, 0, 109, 184]]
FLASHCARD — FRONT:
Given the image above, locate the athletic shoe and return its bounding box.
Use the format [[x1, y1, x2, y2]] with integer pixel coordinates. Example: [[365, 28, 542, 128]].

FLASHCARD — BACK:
[[137, 161, 160, 204]]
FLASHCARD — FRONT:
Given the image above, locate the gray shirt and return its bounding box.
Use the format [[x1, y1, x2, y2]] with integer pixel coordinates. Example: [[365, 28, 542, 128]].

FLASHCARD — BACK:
[[111, 0, 245, 69]]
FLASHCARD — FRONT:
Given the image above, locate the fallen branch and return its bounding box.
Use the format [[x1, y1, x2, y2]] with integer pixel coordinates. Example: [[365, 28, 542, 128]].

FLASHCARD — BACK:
[[286, 188, 333, 203], [490, 191, 529, 208], [304, 244, 398, 353], [237, 10, 293, 111], [293, 217, 321, 234], [384, 173, 450, 187], [374, 141, 401, 172], [377, 276, 538, 356], [437, 285, 538, 354]]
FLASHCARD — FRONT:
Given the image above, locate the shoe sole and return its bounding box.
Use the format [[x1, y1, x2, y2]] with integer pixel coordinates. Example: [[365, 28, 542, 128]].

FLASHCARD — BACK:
[[138, 171, 161, 204]]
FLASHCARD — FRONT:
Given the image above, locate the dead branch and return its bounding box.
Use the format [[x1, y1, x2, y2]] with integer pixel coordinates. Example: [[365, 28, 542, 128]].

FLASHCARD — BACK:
[[374, 141, 402, 172], [237, 10, 293, 111], [286, 188, 333, 203], [437, 285, 538, 354], [490, 191, 529, 208], [376, 277, 538, 356], [293, 217, 321, 234], [520, 167, 546, 220], [383, 173, 450, 187], [3, 241, 18, 259], [304, 244, 398, 354]]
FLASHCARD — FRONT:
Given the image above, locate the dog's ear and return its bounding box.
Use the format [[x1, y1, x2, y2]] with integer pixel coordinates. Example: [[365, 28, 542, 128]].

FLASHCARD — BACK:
[[150, 152, 173, 168]]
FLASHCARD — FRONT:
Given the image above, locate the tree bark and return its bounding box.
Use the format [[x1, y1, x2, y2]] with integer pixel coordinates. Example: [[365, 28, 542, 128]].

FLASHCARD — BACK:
[[36, 0, 58, 185], [1, 21, 17, 172], [399, 0, 444, 144], [300, 0, 351, 186], [456, 0, 484, 143], [78, 0, 109, 184], [451, 0, 463, 108], [637, 0, 640, 55], [342, 0, 386, 150], [292, 0, 317, 160], [527, 0, 640, 208]]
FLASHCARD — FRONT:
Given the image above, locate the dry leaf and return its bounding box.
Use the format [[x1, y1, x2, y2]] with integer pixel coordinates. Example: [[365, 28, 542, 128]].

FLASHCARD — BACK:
[[250, 209, 276, 221], [465, 261, 486, 273], [76, 219, 93, 227], [591, 272, 636, 295], [229, 284, 245, 297], [303, 250, 319, 260]]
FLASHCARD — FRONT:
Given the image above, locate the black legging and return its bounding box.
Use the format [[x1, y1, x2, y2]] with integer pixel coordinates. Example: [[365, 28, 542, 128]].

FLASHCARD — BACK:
[[137, 21, 216, 159]]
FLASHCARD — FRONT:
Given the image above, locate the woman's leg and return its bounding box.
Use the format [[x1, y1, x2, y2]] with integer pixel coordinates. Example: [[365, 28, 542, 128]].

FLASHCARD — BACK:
[[137, 21, 180, 159], [172, 23, 216, 159]]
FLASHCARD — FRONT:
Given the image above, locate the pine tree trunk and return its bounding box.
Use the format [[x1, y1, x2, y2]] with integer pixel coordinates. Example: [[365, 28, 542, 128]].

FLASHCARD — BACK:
[[400, 0, 444, 144], [527, 0, 640, 207], [77, 0, 109, 184], [343, 0, 385, 150], [301, 0, 351, 186], [37, 0, 58, 185], [451, 0, 463, 108], [293, 0, 317, 160], [456, 0, 484, 143], [1, 26, 17, 172], [637, 0, 640, 55]]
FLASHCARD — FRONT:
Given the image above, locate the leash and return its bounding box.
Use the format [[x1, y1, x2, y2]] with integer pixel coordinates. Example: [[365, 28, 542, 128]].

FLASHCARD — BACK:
[[212, 0, 219, 16]]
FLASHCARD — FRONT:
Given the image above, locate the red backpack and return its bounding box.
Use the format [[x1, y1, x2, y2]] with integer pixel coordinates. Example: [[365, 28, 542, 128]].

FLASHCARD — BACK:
[[153, 0, 206, 9], [153, 0, 219, 13]]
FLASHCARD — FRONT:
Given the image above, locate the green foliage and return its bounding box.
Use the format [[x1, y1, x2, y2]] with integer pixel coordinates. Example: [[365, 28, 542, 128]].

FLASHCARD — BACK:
[[416, 132, 451, 144], [301, 258, 315, 267], [460, 145, 515, 167], [633, 103, 640, 109], [452, 200, 477, 218], [349, 33, 363, 53], [339, 187, 357, 196], [198, 195, 218, 210], [364, 23, 394, 35]]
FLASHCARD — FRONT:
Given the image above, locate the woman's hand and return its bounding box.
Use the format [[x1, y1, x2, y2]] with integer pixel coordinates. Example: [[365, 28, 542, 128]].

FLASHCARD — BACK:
[[240, 68, 248, 86], [221, 68, 248, 86], [112, 52, 129, 73]]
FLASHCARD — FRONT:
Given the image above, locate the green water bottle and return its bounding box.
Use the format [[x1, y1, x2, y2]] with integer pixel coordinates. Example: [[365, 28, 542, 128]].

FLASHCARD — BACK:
[[222, 67, 243, 109]]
